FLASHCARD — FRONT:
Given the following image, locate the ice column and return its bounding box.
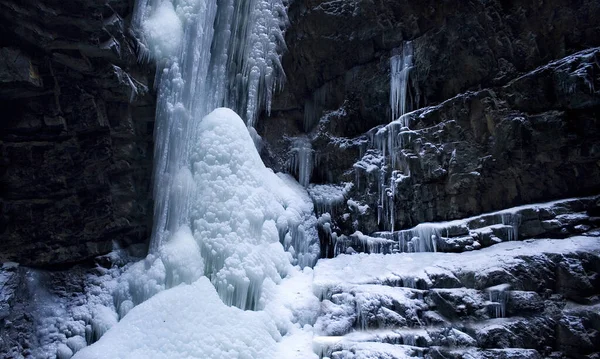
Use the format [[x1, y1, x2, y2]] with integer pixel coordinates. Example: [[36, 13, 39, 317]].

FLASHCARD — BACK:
[[289, 136, 314, 187], [374, 41, 414, 231]]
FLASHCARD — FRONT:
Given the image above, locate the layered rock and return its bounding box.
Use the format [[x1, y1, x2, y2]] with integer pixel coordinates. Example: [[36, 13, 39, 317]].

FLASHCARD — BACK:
[[258, 0, 600, 236], [0, 0, 155, 266], [313, 235, 600, 359]]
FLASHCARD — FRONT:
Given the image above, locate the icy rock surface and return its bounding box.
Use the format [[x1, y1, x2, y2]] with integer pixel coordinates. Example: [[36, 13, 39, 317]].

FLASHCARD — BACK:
[[311, 236, 600, 358], [334, 195, 600, 255]]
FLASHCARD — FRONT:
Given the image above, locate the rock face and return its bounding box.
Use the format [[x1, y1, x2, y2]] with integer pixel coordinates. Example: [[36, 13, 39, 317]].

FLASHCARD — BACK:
[[256, 4, 600, 356], [258, 0, 600, 235], [0, 0, 155, 266]]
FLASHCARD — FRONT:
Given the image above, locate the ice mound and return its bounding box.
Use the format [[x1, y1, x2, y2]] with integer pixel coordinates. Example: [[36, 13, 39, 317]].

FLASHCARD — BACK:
[[191, 108, 318, 309], [74, 277, 280, 359]]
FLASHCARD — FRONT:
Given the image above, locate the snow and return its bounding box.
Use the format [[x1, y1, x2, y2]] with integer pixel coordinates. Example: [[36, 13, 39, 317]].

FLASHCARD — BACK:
[[347, 199, 369, 215], [74, 278, 281, 359], [308, 182, 353, 215], [313, 236, 600, 297], [141, 1, 183, 59]]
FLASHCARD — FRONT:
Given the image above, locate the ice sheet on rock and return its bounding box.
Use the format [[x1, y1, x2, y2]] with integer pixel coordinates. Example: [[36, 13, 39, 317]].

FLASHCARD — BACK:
[[73, 278, 280, 359], [309, 183, 353, 215], [313, 236, 600, 297]]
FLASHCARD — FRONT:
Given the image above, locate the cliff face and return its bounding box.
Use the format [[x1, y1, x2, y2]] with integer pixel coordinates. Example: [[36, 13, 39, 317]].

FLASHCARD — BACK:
[[0, 1, 597, 269], [259, 0, 600, 234], [0, 0, 155, 266]]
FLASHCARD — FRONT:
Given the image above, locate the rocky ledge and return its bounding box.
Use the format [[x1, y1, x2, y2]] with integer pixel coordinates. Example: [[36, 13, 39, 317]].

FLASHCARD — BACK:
[[313, 235, 600, 359]]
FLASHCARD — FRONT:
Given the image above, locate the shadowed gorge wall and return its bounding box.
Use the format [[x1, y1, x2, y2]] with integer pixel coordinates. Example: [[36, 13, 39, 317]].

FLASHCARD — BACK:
[[0, 0, 155, 266]]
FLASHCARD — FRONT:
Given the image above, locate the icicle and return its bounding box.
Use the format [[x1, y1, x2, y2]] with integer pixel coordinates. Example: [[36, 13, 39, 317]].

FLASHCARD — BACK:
[[361, 41, 416, 232], [501, 212, 522, 241], [288, 137, 314, 187], [487, 284, 510, 318], [390, 41, 414, 122]]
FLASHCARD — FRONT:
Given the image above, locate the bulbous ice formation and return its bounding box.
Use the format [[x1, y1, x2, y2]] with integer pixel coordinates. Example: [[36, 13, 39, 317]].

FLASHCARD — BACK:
[[74, 108, 320, 358]]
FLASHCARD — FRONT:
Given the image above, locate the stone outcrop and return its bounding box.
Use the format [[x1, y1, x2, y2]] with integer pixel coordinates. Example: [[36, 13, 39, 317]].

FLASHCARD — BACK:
[[267, 0, 600, 121], [0, 0, 155, 266]]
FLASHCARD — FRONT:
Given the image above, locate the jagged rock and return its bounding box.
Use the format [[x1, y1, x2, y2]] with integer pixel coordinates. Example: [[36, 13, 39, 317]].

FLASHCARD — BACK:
[[0, 48, 43, 98], [556, 304, 600, 355]]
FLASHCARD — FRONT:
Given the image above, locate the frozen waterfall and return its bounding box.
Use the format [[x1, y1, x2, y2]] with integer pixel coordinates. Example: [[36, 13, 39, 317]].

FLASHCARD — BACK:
[[73, 1, 321, 358], [373, 41, 414, 232], [133, 0, 289, 252]]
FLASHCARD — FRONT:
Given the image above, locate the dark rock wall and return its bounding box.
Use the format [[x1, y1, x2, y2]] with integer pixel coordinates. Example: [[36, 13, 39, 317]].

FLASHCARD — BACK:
[[259, 0, 600, 233], [0, 0, 155, 266], [272, 0, 600, 118]]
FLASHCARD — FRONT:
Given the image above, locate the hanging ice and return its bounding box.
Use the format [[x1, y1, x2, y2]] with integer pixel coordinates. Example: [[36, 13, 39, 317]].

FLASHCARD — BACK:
[[390, 41, 413, 124], [288, 136, 314, 187], [369, 41, 414, 231]]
